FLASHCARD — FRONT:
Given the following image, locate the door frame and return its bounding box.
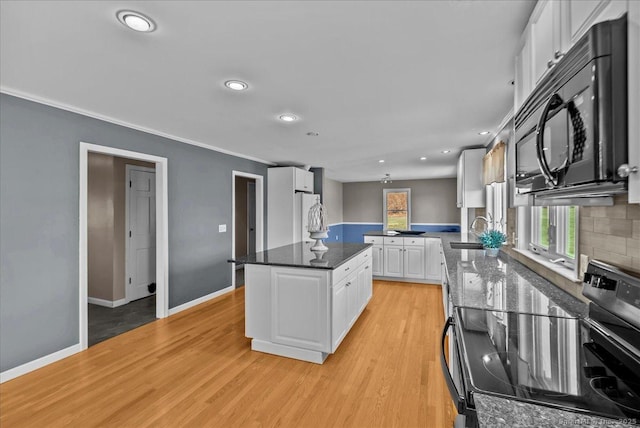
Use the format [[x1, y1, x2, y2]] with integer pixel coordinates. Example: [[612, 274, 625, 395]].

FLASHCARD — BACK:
[[231, 171, 264, 288], [80, 142, 169, 351], [125, 164, 157, 303]]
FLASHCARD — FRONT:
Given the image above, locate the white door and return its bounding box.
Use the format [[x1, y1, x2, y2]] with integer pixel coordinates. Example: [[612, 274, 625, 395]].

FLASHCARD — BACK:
[[371, 245, 383, 276], [127, 167, 156, 302]]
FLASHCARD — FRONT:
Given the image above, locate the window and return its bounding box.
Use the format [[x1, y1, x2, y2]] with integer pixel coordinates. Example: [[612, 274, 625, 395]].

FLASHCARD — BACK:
[[383, 188, 411, 230], [530, 206, 578, 264]]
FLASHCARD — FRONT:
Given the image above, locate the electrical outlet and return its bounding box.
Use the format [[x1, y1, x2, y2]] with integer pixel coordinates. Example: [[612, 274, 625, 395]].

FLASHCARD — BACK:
[[335, 236, 339, 240], [579, 254, 589, 280], [219, 224, 227, 233]]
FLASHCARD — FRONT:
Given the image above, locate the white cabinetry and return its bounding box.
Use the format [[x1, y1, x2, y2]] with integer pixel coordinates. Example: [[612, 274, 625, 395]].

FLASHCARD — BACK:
[[365, 235, 441, 283], [246, 247, 372, 364], [383, 244, 404, 277], [457, 149, 485, 208], [294, 168, 315, 193], [425, 238, 442, 282], [267, 167, 316, 249], [403, 238, 426, 279], [331, 249, 373, 351], [530, 0, 567, 85]]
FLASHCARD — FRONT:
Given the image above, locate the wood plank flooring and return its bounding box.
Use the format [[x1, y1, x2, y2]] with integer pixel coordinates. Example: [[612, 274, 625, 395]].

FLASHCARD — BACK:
[[1, 280, 455, 428]]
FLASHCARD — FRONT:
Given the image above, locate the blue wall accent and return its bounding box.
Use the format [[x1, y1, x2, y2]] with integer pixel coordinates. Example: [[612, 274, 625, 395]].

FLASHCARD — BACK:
[[327, 223, 461, 243], [326, 224, 344, 243]]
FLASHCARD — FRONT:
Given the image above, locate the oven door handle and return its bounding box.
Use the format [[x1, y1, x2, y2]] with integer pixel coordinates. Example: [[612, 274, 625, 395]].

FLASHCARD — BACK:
[[440, 316, 467, 414]]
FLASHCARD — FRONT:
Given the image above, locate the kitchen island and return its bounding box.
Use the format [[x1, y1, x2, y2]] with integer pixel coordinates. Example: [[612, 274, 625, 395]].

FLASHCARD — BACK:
[[230, 242, 373, 364]]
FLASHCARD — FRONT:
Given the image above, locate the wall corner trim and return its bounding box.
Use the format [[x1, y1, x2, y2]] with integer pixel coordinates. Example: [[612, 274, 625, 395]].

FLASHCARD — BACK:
[[168, 286, 234, 316], [0, 344, 82, 383]]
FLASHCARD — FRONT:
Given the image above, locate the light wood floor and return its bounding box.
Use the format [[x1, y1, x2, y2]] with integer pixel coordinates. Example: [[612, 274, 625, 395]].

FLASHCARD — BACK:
[[1, 280, 455, 428]]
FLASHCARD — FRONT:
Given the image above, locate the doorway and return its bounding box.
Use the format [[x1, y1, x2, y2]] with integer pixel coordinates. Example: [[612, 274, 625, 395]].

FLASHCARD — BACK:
[[80, 142, 168, 350], [231, 171, 264, 289]]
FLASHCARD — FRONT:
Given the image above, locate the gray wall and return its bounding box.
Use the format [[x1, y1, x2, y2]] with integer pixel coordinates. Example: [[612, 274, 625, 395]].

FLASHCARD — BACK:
[[0, 94, 269, 372], [343, 179, 459, 223], [323, 178, 343, 225]]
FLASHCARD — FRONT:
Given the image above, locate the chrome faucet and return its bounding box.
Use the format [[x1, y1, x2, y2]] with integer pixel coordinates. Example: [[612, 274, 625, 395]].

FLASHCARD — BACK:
[[470, 214, 492, 232]]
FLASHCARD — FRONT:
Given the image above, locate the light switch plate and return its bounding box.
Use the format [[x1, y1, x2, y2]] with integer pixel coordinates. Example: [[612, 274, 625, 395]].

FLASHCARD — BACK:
[[219, 224, 227, 233]]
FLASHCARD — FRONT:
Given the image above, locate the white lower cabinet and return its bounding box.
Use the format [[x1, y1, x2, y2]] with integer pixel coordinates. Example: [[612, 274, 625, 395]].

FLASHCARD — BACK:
[[425, 238, 442, 282], [246, 247, 373, 364], [403, 245, 425, 278], [332, 253, 373, 352], [371, 245, 383, 276], [383, 245, 404, 277], [365, 235, 442, 283]]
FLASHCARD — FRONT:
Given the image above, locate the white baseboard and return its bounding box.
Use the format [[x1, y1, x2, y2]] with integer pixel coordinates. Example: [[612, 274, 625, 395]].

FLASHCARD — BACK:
[[168, 286, 234, 316], [88, 297, 128, 308], [0, 343, 82, 383]]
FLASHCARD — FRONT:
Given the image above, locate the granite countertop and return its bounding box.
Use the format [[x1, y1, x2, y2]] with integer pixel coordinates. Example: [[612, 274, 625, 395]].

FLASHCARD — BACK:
[[228, 241, 371, 270], [364, 231, 587, 317], [364, 231, 606, 426]]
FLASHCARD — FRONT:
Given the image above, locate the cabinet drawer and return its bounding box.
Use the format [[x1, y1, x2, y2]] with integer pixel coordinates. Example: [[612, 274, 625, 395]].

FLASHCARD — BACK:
[[383, 237, 402, 245], [364, 236, 383, 245], [403, 237, 425, 247], [356, 247, 372, 266], [333, 258, 358, 285]]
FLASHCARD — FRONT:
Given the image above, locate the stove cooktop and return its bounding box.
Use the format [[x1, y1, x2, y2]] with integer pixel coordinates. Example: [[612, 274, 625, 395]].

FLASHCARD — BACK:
[[455, 306, 640, 423]]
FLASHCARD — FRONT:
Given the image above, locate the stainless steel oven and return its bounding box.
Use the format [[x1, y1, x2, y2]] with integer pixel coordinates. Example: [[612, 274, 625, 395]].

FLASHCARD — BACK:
[[515, 14, 628, 199]]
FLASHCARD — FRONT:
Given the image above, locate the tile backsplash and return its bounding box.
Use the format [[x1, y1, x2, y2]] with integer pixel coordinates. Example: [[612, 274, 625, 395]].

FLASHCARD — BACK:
[[502, 194, 640, 302]]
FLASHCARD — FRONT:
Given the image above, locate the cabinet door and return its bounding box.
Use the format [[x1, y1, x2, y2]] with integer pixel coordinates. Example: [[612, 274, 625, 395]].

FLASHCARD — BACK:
[[531, 0, 555, 84], [332, 277, 349, 351], [403, 246, 426, 279], [425, 239, 442, 283], [371, 245, 384, 276], [514, 34, 532, 111], [383, 245, 404, 277], [271, 268, 330, 352], [294, 168, 314, 193], [568, 0, 611, 44], [346, 275, 359, 327], [356, 265, 369, 313], [457, 153, 464, 208]]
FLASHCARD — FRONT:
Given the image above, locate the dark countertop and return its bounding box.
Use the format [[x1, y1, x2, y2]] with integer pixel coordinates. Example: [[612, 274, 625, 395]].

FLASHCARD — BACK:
[[365, 230, 587, 317], [229, 242, 372, 270], [364, 231, 606, 427]]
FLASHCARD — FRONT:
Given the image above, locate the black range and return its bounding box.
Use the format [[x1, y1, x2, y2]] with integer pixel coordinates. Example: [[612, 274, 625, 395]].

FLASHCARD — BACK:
[[442, 260, 640, 426]]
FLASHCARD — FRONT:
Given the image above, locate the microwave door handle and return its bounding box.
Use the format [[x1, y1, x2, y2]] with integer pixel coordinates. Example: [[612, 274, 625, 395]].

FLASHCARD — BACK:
[[440, 317, 467, 414], [535, 93, 563, 186]]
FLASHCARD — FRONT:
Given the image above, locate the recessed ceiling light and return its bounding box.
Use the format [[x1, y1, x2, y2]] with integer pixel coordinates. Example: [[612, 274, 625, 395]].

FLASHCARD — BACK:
[[441, 150, 451, 154], [117, 10, 156, 32], [478, 131, 491, 135], [420, 157, 427, 161], [379, 160, 385, 163], [225, 80, 248, 91], [279, 114, 298, 122]]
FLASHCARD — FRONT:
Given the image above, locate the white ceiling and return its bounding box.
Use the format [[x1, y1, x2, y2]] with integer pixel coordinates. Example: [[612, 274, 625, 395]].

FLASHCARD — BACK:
[[0, 0, 535, 182]]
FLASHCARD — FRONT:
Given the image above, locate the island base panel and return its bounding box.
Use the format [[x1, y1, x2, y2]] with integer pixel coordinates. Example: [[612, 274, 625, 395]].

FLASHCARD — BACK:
[[251, 339, 328, 364]]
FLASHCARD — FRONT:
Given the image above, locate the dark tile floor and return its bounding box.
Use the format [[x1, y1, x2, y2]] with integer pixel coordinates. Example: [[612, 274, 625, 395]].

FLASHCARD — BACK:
[[236, 267, 245, 288], [88, 295, 156, 346]]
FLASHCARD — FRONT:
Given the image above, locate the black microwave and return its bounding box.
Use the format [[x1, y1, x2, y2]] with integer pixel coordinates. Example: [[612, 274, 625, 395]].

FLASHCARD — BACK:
[[515, 15, 628, 198]]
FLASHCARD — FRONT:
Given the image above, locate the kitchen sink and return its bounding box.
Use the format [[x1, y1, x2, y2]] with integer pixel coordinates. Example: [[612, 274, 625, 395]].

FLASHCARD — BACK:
[[450, 242, 484, 250], [393, 230, 425, 236]]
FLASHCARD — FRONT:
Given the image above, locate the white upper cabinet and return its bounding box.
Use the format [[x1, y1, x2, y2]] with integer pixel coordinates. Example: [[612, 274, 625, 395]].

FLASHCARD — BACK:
[[514, 34, 532, 111], [457, 149, 486, 208], [567, 0, 612, 44], [530, 0, 563, 85], [294, 168, 314, 193]]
